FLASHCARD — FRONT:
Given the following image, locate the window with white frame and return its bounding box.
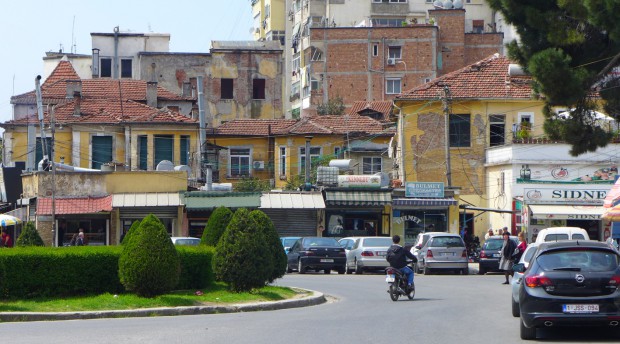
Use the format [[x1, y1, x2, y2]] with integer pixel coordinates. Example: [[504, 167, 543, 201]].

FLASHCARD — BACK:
[[279, 146, 287, 176], [518, 112, 534, 126], [229, 148, 251, 177], [363, 157, 382, 174], [388, 46, 402, 59], [299, 146, 322, 173], [292, 53, 300, 73], [371, 18, 405, 27], [373, 0, 407, 3], [386, 78, 402, 94], [373, 44, 379, 56]]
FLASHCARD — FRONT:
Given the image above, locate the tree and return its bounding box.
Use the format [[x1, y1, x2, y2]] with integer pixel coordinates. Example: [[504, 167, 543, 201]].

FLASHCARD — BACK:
[[234, 177, 271, 192], [201, 206, 233, 246], [118, 214, 180, 297], [212, 208, 272, 292], [317, 97, 346, 116], [248, 210, 287, 283], [121, 220, 141, 245], [15, 222, 44, 247], [488, 0, 620, 156]]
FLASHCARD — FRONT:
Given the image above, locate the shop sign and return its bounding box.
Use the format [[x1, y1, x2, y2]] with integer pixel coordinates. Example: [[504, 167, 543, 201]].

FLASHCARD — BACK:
[[337, 175, 381, 188], [393, 215, 422, 225], [405, 182, 444, 198], [524, 187, 607, 204]]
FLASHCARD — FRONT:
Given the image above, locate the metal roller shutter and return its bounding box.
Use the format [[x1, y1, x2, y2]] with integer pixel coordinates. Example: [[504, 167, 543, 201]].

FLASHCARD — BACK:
[[262, 209, 317, 237], [119, 206, 178, 219]]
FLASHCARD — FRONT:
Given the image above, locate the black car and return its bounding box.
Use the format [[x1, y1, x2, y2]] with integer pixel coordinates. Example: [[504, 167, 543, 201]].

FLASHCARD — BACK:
[[515, 240, 620, 340], [286, 237, 346, 274], [478, 235, 518, 274]]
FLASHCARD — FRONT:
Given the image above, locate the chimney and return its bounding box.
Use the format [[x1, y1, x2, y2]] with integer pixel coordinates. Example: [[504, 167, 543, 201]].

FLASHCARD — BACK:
[[66, 80, 82, 99], [146, 81, 158, 108], [73, 91, 82, 116]]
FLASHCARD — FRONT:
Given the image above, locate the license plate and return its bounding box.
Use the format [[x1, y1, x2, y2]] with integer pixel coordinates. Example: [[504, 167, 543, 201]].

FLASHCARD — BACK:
[[386, 274, 395, 283], [320, 259, 334, 263], [563, 304, 599, 313], [377, 251, 386, 257], [442, 252, 455, 256], [493, 253, 501, 258]]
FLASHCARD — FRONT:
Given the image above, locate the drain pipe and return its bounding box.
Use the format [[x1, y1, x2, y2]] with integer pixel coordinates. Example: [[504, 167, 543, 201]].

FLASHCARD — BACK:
[[113, 26, 119, 79], [196, 76, 211, 190]]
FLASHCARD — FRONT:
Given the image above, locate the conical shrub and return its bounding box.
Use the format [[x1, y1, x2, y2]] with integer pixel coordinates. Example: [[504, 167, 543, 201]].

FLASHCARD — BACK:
[[15, 222, 44, 247], [118, 214, 180, 297], [249, 209, 286, 283], [212, 208, 272, 292], [121, 220, 142, 245], [201, 206, 232, 246]]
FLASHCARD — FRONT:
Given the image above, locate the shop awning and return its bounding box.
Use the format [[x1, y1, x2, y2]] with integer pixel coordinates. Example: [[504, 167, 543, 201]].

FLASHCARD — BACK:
[[604, 178, 620, 208], [182, 192, 261, 211], [37, 195, 113, 215], [602, 204, 620, 221], [325, 191, 392, 206], [529, 204, 605, 220], [112, 193, 181, 207], [260, 192, 325, 209], [393, 197, 457, 207]]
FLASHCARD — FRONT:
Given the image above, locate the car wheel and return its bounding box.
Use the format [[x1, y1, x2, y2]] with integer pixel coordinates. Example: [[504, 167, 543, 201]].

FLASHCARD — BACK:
[[345, 262, 353, 274], [337, 267, 345, 274], [298, 260, 306, 274], [461, 267, 469, 275], [423, 266, 431, 275], [478, 266, 486, 275], [511, 298, 520, 318], [323, 269, 331, 274], [520, 319, 536, 340], [355, 260, 364, 275], [286, 264, 293, 273]]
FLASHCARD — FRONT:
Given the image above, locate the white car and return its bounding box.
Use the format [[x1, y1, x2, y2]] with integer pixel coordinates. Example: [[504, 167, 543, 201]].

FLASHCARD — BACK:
[[510, 243, 539, 317], [340, 236, 392, 274], [170, 237, 201, 246], [534, 227, 589, 243]]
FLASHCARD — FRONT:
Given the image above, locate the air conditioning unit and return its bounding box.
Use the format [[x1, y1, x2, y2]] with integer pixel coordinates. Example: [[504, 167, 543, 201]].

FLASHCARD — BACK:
[[253, 161, 265, 170], [387, 58, 396, 66]]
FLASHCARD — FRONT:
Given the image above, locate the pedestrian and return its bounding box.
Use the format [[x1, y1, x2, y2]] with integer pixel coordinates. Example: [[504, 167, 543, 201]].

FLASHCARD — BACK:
[[1, 228, 13, 248], [499, 231, 516, 284], [513, 231, 527, 262], [485, 228, 494, 240], [502, 226, 509, 235], [69, 233, 78, 246], [75, 229, 85, 246]]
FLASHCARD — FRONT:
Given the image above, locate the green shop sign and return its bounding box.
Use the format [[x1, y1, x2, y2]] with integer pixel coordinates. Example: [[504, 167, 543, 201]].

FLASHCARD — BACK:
[[405, 182, 444, 198]]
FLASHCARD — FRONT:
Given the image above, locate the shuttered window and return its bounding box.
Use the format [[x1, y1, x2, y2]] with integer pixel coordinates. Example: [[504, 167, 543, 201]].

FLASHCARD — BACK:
[[35, 137, 52, 168], [91, 136, 113, 169], [180, 136, 190, 165], [138, 135, 148, 170], [154, 135, 174, 167]]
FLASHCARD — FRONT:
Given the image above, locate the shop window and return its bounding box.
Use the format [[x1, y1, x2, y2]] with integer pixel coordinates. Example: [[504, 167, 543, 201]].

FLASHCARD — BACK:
[[230, 148, 251, 177], [221, 79, 234, 100], [59, 218, 108, 246], [363, 157, 382, 174], [449, 114, 471, 147]]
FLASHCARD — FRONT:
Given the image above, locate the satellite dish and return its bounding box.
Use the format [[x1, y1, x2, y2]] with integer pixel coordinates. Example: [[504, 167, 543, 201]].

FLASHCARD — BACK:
[[156, 160, 174, 171], [433, 0, 443, 8], [443, 0, 453, 9], [453, 0, 463, 9]]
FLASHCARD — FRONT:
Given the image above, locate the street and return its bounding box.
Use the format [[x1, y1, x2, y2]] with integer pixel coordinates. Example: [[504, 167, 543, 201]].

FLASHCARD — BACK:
[[1, 271, 619, 343]]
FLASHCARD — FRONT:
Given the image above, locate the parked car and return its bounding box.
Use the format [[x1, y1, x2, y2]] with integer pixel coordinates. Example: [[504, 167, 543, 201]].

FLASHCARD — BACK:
[[516, 241, 620, 340], [534, 227, 589, 243], [340, 236, 393, 274], [510, 243, 540, 317], [280, 236, 301, 255], [170, 237, 201, 246], [478, 235, 518, 275], [338, 237, 359, 255], [414, 233, 469, 275], [410, 232, 446, 261], [287, 237, 346, 274]]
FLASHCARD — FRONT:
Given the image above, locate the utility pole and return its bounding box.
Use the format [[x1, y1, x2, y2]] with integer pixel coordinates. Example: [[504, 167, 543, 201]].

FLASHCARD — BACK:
[[442, 85, 452, 187], [51, 105, 57, 247]]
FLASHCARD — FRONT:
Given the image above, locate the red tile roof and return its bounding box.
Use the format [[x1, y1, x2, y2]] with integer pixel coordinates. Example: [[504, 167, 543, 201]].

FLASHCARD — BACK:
[[397, 54, 533, 100], [37, 195, 113, 215], [348, 101, 393, 121], [4, 98, 197, 125], [215, 119, 298, 136]]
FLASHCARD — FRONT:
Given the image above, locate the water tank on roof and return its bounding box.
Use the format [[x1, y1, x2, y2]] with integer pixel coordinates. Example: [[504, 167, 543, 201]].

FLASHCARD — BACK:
[[174, 165, 191, 177], [329, 159, 353, 170], [156, 160, 174, 171]]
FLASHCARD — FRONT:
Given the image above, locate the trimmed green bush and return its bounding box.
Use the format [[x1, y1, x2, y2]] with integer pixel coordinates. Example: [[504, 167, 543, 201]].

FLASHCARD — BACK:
[[212, 208, 272, 292], [249, 209, 286, 283], [121, 220, 141, 245], [201, 206, 233, 246], [118, 214, 180, 297], [15, 222, 44, 247], [176, 246, 216, 290]]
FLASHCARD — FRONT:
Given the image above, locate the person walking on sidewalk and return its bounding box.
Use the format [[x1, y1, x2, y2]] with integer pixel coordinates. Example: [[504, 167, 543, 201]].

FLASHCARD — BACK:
[[499, 231, 516, 284]]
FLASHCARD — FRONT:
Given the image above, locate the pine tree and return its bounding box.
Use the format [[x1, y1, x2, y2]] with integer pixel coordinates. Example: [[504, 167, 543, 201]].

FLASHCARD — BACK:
[[201, 207, 233, 246], [15, 222, 44, 247]]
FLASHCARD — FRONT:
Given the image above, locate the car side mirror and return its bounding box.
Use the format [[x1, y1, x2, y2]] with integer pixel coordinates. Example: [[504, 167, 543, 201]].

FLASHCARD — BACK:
[[513, 263, 525, 273], [415, 245, 422, 250]]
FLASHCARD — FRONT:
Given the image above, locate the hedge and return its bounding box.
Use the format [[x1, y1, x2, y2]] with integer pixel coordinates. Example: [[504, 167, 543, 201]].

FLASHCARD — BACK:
[[0, 245, 215, 299]]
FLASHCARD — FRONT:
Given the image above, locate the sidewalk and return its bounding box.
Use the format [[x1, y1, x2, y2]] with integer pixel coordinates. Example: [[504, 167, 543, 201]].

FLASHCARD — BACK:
[[0, 289, 326, 322]]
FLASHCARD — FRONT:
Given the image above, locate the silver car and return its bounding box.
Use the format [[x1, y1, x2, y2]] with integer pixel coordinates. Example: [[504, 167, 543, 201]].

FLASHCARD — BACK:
[[343, 236, 393, 274], [415, 233, 469, 275], [510, 243, 539, 317]]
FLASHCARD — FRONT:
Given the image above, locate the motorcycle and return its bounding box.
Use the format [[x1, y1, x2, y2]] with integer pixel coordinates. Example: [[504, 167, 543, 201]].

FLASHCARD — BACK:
[[385, 264, 415, 301]]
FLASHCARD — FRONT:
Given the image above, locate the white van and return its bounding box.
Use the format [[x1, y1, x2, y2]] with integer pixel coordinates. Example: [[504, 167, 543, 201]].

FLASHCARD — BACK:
[[534, 227, 589, 243]]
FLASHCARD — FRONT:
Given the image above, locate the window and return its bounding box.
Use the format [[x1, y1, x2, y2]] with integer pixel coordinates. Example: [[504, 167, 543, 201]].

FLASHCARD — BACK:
[[121, 59, 132, 78], [518, 112, 534, 125], [489, 114, 505, 147], [292, 53, 300, 73], [371, 18, 405, 27], [373, 44, 379, 56], [92, 136, 113, 169], [138, 135, 148, 170], [279, 146, 286, 176], [386, 78, 402, 94], [100, 58, 112, 77], [35, 137, 52, 169], [180, 135, 190, 165], [363, 157, 382, 174], [291, 81, 301, 100], [299, 146, 322, 174], [154, 135, 174, 167], [253, 79, 266, 99], [221, 79, 233, 99], [310, 77, 320, 91], [334, 146, 343, 159], [373, 0, 407, 4], [388, 46, 402, 59], [449, 114, 471, 147], [230, 148, 251, 177]]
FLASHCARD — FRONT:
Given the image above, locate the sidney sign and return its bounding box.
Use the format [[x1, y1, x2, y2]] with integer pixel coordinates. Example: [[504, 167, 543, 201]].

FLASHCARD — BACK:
[[524, 187, 607, 205]]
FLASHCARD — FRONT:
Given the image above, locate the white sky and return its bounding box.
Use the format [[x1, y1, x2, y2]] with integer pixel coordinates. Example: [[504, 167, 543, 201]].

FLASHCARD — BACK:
[[0, 0, 254, 124]]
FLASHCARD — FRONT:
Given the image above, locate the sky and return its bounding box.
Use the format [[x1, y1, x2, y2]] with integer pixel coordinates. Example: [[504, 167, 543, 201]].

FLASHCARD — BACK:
[[0, 0, 254, 124]]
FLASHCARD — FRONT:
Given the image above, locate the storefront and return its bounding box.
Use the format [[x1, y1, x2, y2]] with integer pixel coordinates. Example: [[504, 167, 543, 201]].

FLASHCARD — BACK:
[[323, 189, 392, 238], [260, 192, 325, 237]]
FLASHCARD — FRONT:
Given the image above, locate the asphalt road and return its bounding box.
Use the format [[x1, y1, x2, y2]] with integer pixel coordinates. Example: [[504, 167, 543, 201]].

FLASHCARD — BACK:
[[1, 270, 619, 343]]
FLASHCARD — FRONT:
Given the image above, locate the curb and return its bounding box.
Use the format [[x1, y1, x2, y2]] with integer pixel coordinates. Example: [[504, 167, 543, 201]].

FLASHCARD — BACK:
[[0, 289, 326, 323]]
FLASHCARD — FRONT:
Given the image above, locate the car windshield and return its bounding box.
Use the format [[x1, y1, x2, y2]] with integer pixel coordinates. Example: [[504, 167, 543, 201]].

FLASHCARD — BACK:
[[572, 234, 586, 240], [483, 239, 503, 250], [430, 236, 464, 248], [537, 249, 620, 272], [282, 238, 298, 247], [174, 238, 200, 246], [362, 237, 392, 247], [304, 238, 338, 247], [544, 233, 569, 241]]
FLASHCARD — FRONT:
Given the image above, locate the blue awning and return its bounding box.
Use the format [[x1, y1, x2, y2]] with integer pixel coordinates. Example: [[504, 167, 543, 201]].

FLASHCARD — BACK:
[[393, 197, 457, 207]]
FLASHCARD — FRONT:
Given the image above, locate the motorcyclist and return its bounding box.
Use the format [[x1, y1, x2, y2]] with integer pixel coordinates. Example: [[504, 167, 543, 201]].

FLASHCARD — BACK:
[[386, 235, 417, 292]]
